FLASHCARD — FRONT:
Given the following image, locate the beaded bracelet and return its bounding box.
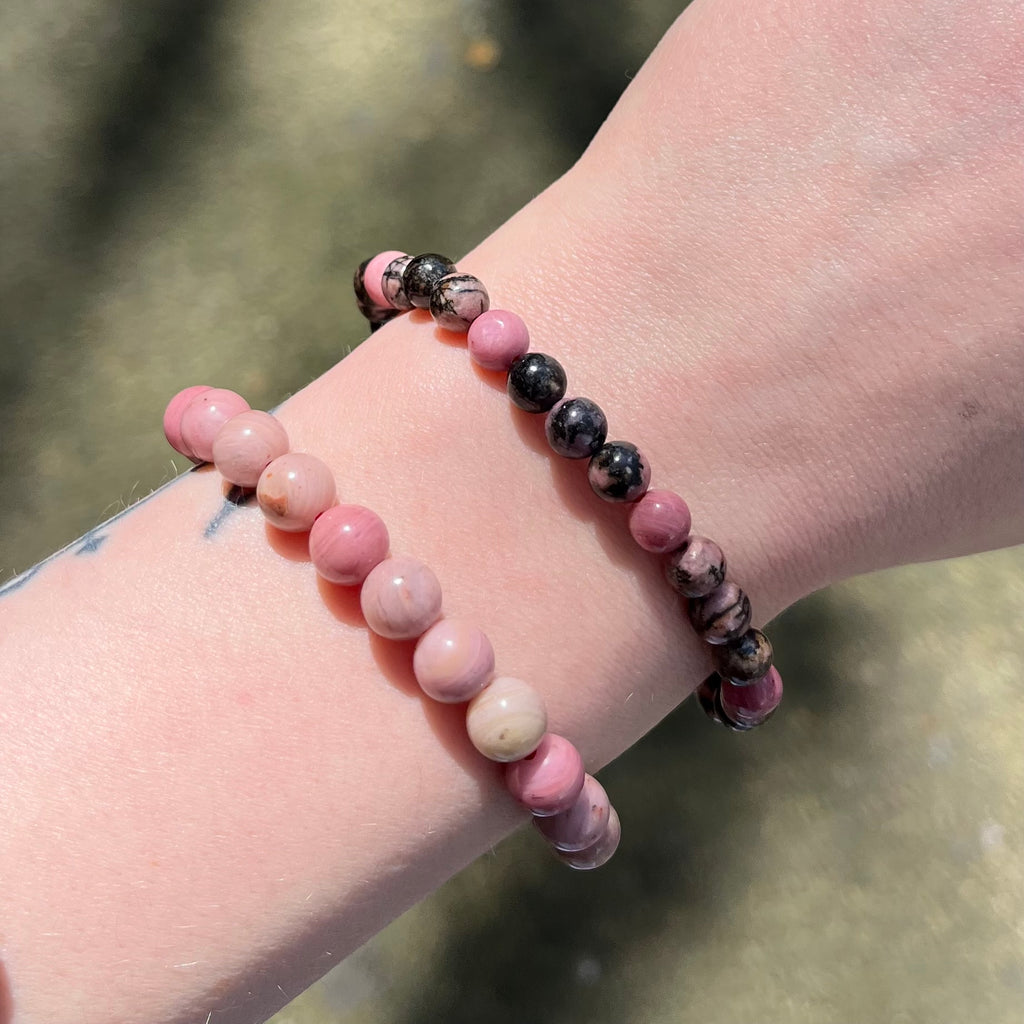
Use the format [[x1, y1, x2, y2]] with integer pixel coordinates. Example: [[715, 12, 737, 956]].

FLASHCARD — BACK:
[[163, 386, 621, 869], [354, 250, 784, 731]]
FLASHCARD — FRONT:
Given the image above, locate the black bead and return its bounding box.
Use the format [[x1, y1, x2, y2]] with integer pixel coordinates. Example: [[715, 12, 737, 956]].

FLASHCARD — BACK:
[[689, 581, 752, 645], [587, 441, 650, 503], [507, 352, 567, 413], [695, 672, 724, 724], [403, 253, 456, 308], [713, 627, 773, 684], [545, 397, 608, 459]]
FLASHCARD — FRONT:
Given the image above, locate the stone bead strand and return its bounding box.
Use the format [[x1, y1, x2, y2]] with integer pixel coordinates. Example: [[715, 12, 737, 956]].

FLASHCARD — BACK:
[[162, 385, 620, 869], [356, 250, 783, 732]]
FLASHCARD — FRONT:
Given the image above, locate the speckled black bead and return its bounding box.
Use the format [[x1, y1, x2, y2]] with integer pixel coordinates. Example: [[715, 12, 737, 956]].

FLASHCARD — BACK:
[[545, 397, 608, 459], [507, 352, 567, 413], [714, 627, 773, 684], [587, 442, 651, 503], [403, 253, 457, 308], [689, 581, 752, 645]]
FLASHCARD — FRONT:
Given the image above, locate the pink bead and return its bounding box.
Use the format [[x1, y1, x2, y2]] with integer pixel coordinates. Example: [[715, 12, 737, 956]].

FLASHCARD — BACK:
[[178, 388, 251, 464], [211, 410, 289, 488], [466, 309, 530, 371], [535, 774, 610, 852], [413, 618, 495, 703], [163, 385, 212, 461], [309, 504, 390, 586], [557, 806, 621, 870], [360, 556, 443, 640], [256, 452, 337, 533], [628, 488, 692, 553], [720, 666, 784, 728], [364, 249, 406, 308], [505, 733, 585, 816]]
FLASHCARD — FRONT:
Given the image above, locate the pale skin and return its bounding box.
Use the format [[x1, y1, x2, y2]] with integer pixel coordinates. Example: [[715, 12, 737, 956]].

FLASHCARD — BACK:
[[1, 0, 1021, 1021]]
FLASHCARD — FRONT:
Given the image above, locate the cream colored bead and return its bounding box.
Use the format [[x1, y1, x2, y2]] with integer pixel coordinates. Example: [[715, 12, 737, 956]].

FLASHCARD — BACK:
[[465, 676, 547, 763]]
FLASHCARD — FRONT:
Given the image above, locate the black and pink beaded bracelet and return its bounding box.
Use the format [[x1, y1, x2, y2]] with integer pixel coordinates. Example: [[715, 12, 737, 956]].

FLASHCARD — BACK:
[[354, 250, 784, 733]]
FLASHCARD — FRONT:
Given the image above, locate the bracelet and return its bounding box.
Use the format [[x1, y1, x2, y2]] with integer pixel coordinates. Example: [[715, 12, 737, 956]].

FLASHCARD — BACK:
[[163, 387, 621, 870], [354, 251, 784, 731]]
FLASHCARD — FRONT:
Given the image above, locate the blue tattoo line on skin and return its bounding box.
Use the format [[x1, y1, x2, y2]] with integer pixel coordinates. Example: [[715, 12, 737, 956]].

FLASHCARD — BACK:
[[76, 531, 108, 555], [203, 486, 254, 539], [0, 562, 43, 597]]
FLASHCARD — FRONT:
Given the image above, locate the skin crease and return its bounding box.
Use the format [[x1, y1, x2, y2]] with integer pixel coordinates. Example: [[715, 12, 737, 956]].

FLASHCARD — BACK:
[[0, 1, 1021, 1022]]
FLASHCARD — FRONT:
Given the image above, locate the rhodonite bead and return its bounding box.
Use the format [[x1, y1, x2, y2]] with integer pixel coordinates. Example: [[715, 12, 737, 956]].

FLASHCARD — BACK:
[[719, 666, 783, 728], [628, 489, 692, 553], [256, 452, 337, 533], [467, 309, 530, 370], [179, 388, 251, 464], [466, 676, 547, 762], [413, 618, 495, 703], [429, 273, 489, 332], [535, 774, 610, 852], [689, 580, 752, 644], [360, 555, 443, 640], [545, 397, 608, 459], [695, 672, 724, 724], [665, 536, 726, 598], [363, 249, 406, 308], [403, 253, 456, 308], [714, 627, 773, 684], [505, 733, 586, 816], [587, 441, 651, 502], [163, 385, 212, 461], [309, 504, 390, 586], [507, 352, 567, 413], [212, 410, 290, 488], [382, 254, 415, 310], [557, 806, 621, 870]]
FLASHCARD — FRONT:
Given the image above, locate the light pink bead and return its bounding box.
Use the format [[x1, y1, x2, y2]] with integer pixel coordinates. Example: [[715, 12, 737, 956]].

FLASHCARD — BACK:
[[505, 733, 585, 816], [466, 676, 547, 762], [628, 488, 692, 553], [309, 504, 390, 586], [256, 452, 337, 533], [466, 309, 530, 371], [211, 410, 289, 488], [163, 385, 212, 461], [364, 249, 406, 308], [360, 556, 442, 640], [413, 618, 495, 703], [535, 774, 610, 852], [179, 388, 251, 464], [557, 806, 621, 870]]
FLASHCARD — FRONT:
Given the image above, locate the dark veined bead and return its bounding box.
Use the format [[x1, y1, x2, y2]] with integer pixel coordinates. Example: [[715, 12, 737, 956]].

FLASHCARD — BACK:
[[587, 441, 651, 503], [689, 581, 752, 645], [507, 352, 567, 413], [665, 536, 726, 598], [545, 397, 608, 459], [403, 253, 456, 308], [714, 627, 773, 684]]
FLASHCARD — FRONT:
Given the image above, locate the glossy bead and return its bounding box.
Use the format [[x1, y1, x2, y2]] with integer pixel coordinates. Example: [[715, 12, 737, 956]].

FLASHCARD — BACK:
[[505, 733, 585, 816], [689, 580, 752, 644], [628, 489, 692, 553], [256, 452, 337, 533], [163, 385, 212, 461], [413, 618, 494, 703], [309, 504, 390, 586], [403, 253, 456, 308], [714, 627, 773, 684], [695, 672, 724, 724], [467, 309, 530, 370], [360, 556, 443, 640], [382, 255, 415, 310], [364, 250, 405, 308], [466, 676, 547, 763], [507, 352, 567, 413], [665, 536, 726, 598], [429, 273, 489, 332], [545, 397, 608, 459], [179, 388, 251, 464], [588, 441, 651, 503], [557, 806, 621, 870], [535, 774, 610, 852], [211, 410, 289, 488], [720, 666, 783, 728]]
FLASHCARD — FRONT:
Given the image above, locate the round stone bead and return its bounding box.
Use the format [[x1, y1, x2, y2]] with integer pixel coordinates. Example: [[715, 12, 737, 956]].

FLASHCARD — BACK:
[[695, 672, 724, 724], [465, 676, 547, 763], [545, 397, 608, 459], [256, 452, 337, 533], [413, 618, 495, 703], [557, 806, 621, 870], [163, 385, 212, 460], [382, 254, 415, 310], [403, 253, 456, 308], [179, 388, 251, 464], [535, 773, 610, 852], [211, 410, 289, 488], [429, 273, 489, 332], [714, 627, 773, 684], [689, 580, 752, 645], [507, 352, 567, 413], [360, 555, 443, 640], [720, 666, 783, 728], [628, 489, 692, 553], [587, 441, 651, 503], [467, 309, 530, 371], [363, 249, 405, 308], [309, 504, 390, 586], [665, 536, 726, 598], [505, 733, 586, 816]]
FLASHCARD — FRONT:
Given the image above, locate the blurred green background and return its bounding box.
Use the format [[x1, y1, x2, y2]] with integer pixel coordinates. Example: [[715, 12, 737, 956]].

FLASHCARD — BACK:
[[2, 2, 1022, 1022]]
